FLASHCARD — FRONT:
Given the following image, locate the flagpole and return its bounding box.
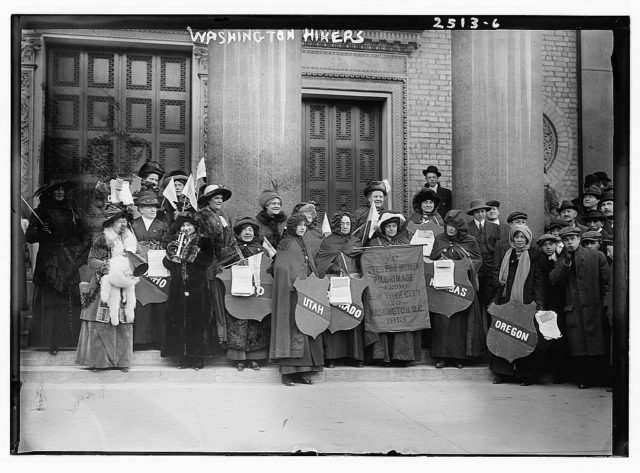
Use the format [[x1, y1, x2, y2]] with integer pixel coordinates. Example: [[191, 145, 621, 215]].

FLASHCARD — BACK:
[[20, 196, 48, 227]]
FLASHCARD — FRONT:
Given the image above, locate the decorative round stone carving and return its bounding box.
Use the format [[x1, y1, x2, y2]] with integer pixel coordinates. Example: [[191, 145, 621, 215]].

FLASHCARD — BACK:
[[543, 113, 557, 172]]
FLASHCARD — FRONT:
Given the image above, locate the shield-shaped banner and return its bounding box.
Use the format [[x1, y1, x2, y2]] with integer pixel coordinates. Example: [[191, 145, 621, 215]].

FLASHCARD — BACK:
[[327, 276, 368, 334], [293, 274, 331, 339], [424, 258, 474, 317], [136, 274, 171, 305], [486, 300, 539, 363], [218, 253, 273, 321]]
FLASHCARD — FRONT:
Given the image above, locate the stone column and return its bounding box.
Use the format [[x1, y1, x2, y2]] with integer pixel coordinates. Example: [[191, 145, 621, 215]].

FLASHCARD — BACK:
[[452, 30, 544, 235], [207, 32, 302, 219]]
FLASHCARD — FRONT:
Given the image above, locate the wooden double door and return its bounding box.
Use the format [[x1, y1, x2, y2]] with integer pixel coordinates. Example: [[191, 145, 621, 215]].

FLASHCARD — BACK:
[[302, 100, 382, 220]]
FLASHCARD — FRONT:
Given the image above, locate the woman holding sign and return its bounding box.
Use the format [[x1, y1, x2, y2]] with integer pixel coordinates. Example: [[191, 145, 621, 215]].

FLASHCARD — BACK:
[[315, 211, 365, 368], [429, 209, 485, 369], [270, 214, 324, 386], [366, 212, 422, 367], [219, 217, 270, 371], [490, 224, 546, 386]]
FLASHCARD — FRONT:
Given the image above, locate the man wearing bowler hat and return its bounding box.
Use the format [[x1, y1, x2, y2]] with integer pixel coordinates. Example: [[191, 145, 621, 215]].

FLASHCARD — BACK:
[[550, 226, 610, 389], [422, 166, 452, 219], [558, 200, 588, 232], [466, 199, 501, 308]]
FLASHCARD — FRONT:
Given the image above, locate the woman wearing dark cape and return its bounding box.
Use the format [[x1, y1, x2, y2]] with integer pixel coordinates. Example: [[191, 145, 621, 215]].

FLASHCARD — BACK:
[[428, 209, 486, 369], [315, 211, 365, 368], [269, 214, 324, 386]]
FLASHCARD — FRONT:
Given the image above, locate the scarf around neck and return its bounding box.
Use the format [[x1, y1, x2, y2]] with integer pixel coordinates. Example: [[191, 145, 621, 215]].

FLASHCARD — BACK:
[[498, 224, 532, 303]]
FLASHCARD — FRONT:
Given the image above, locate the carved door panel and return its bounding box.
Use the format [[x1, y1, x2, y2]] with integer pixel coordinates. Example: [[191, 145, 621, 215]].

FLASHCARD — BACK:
[[45, 47, 191, 186], [302, 100, 381, 221]]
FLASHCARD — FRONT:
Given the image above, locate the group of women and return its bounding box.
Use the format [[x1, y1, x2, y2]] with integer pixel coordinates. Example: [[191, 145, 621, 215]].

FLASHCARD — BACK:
[[25, 171, 602, 388]]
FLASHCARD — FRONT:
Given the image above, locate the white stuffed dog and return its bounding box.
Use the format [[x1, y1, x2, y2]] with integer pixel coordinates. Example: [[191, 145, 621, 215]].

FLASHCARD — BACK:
[[100, 229, 140, 326]]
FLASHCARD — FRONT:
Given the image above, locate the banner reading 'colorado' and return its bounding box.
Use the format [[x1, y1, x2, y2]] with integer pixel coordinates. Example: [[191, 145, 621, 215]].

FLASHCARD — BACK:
[[361, 245, 430, 333]]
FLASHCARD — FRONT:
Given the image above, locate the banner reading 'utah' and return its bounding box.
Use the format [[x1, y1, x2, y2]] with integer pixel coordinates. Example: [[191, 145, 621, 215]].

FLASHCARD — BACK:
[[361, 245, 430, 333]]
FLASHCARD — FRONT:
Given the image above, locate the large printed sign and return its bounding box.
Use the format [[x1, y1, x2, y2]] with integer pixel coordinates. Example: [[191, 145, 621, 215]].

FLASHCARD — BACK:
[[424, 258, 474, 317], [293, 274, 332, 338], [218, 254, 273, 321], [361, 245, 430, 333], [486, 300, 539, 363], [327, 276, 368, 333]]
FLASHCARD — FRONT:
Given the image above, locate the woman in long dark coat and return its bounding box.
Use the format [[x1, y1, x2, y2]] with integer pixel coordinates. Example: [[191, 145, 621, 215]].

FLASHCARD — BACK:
[[270, 214, 324, 386], [408, 188, 444, 228], [489, 224, 547, 386], [219, 217, 270, 370], [429, 209, 486, 368], [315, 211, 365, 368], [365, 212, 422, 366], [130, 190, 170, 349], [162, 214, 215, 370], [26, 179, 89, 353]]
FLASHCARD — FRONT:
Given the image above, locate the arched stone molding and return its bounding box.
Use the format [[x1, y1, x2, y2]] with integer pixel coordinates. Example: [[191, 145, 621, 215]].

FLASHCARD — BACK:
[[543, 95, 575, 195]]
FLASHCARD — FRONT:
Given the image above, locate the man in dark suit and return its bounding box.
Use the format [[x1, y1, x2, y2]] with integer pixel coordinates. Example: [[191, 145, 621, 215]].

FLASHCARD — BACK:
[[466, 199, 501, 308], [422, 165, 452, 219], [486, 199, 510, 242]]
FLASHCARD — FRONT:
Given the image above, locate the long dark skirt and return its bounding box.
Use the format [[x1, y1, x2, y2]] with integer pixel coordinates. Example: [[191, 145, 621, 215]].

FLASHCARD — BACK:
[[324, 324, 365, 361], [430, 311, 468, 359], [133, 301, 166, 349], [29, 284, 81, 349], [490, 337, 552, 379], [75, 321, 133, 368], [277, 334, 324, 375], [367, 331, 422, 363]]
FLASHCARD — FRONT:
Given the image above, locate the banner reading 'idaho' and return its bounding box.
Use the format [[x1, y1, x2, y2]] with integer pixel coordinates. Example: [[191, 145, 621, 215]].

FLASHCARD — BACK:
[[361, 245, 430, 333]]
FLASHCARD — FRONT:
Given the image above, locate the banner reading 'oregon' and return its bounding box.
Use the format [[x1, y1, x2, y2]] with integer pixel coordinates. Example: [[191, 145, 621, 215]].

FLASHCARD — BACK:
[[361, 245, 430, 333]]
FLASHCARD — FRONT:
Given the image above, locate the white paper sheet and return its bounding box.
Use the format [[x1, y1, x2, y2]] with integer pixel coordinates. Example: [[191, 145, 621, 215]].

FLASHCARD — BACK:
[[329, 276, 352, 305], [147, 250, 169, 277], [410, 228, 435, 256], [433, 259, 455, 289], [535, 310, 562, 340], [231, 265, 254, 296]]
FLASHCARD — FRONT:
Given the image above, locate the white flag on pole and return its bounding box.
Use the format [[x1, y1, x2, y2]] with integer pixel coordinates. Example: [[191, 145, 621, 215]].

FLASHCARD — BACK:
[[196, 157, 207, 181], [183, 174, 198, 211], [368, 200, 380, 238], [162, 177, 178, 210], [262, 238, 277, 258], [321, 212, 331, 236]]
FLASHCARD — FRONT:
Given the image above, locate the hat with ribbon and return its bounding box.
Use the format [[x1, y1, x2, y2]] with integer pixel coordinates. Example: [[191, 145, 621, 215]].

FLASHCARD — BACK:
[[376, 212, 406, 231], [198, 184, 232, 206], [102, 203, 129, 228]]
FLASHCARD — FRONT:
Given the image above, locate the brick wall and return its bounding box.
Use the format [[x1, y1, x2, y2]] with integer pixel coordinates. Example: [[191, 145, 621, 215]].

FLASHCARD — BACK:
[[405, 31, 452, 213], [540, 30, 580, 201]]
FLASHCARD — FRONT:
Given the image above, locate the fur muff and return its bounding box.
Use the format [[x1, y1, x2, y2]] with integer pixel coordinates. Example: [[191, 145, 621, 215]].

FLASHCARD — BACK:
[[100, 227, 140, 326]]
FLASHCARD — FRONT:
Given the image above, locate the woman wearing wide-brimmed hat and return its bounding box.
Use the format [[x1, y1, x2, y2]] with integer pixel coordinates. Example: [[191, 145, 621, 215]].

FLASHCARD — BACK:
[[75, 204, 138, 371], [218, 217, 271, 371], [428, 210, 486, 369], [130, 190, 170, 350], [255, 189, 287, 249], [196, 184, 234, 350], [365, 211, 422, 367], [408, 187, 444, 228], [162, 214, 216, 370], [25, 179, 90, 354]]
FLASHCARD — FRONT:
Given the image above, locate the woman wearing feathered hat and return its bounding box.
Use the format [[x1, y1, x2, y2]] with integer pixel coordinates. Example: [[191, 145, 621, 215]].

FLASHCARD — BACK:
[[196, 184, 234, 349], [75, 204, 138, 371], [26, 178, 90, 354], [365, 211, 422, 367], [162, 214, 217, 370], [218, 217, 270, 371], [428, 210, 486, 369]]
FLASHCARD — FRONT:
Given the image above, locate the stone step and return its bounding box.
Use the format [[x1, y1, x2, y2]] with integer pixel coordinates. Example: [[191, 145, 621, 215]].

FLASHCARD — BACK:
[[20, 364, 493, 385]]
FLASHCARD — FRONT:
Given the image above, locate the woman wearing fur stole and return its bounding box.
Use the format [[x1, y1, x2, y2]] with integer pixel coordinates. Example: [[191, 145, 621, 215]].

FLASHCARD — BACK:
[[162, 214, 216, 370], [75, 204, 139, 372]]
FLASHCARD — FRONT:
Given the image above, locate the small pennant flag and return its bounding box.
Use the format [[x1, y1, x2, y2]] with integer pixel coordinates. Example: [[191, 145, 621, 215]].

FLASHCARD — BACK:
[[183, 174, 199, 211], [196, 157, 207, 182], [368, 200, 380, 238], [262, 237, 277, 258], [162, 177, 178, 210], [322, 212, 331, 237], [382, 179, 391, 194]]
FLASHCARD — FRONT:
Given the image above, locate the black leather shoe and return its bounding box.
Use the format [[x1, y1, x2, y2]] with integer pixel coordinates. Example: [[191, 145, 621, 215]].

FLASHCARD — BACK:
[[455, 362, 464, 369], [578, 383, 589, 390], [297, 374, 313, 385], [352, 361, 364, 368], [282, 375, 295, 386], [435, 360, 446, 369], [249, 361, 260, 370], [49, 349, 58, 356], [492, 374, 502, 384], [520, 378, 532, 386], [325, 360, 335, 368], [178, 358, 190, 369], [120, 367, 130, 373], [193, 359, 204, 371], [236, 363, 245, 371]]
